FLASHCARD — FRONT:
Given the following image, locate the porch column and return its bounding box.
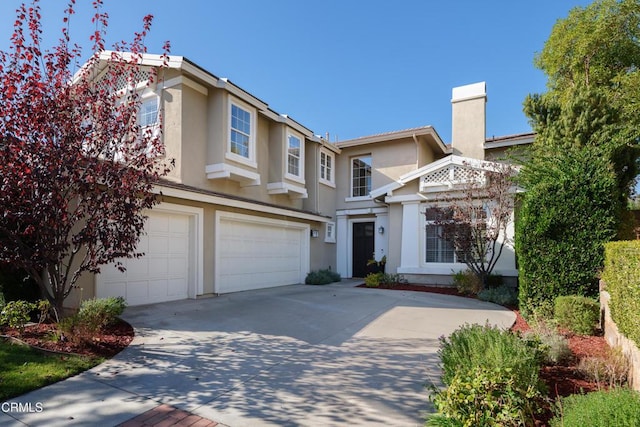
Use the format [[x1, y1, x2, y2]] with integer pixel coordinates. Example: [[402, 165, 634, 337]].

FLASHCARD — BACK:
[[336, 214, 349, 278], [400, 201, 420, 269]]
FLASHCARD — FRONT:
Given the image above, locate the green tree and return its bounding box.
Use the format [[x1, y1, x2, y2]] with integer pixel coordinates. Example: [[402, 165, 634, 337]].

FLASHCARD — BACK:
[[517, 0, 640, 316]]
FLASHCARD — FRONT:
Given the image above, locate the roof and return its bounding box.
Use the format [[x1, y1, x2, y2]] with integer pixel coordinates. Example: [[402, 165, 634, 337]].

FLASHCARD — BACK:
[[485, 132, 535, 149], [336, 125, 449, 155]]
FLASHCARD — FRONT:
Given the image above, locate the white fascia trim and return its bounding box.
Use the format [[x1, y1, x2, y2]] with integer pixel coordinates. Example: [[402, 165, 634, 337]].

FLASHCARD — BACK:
[[370, 181, 402, 198], [205, 163, 261, 187], [345, 195, 372, 203], [385, 194, 426, 204], [154, 184, 330, 223], [266, 182, 308, 199], [335, 207, 388, 216], [162, 75, 208, 96]]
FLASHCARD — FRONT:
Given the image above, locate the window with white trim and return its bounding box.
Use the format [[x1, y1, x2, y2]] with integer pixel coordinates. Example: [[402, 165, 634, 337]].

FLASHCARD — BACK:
[[351, 155, 372, 197], [325, 221, 336, 243], [230, 103, 251, 158], [138, 97, 159, 127], [287, 133, 302, 177], [320, 150, 334, 186], [424, 208, 456, 263]]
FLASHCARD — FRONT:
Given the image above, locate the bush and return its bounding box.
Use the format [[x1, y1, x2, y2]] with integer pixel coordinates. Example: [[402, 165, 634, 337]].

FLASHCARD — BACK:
[[516, 147, 620, 318], [554, 295, 600, 335], [364, 272, 384, 288], [478, 285, 519, 307], [77, 296, 127, 334], [602, 241, 640, 347], [305, 269, 341, 285], [577, 347, 629, 389], [438, 323, 542, 389], [521, 321, 572, 365], [551, 388, 640, 427], [0, 300, 36, 330], [452, 270, 482, 295], [428, 366, 542, 427]]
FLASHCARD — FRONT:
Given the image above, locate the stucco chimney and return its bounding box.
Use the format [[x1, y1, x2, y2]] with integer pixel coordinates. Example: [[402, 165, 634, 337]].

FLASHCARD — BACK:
[[451, 82, 486, 160]]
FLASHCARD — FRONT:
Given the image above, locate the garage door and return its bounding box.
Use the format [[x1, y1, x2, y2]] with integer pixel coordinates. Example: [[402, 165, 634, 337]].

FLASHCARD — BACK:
[[217, 213, 309, 293], [96, 210, 192, 306]]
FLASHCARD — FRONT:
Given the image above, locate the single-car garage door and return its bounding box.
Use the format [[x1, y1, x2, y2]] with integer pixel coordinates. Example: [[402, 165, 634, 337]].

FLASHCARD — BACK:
[[216, 212, 309, 294], [97, 205, 200, 306]]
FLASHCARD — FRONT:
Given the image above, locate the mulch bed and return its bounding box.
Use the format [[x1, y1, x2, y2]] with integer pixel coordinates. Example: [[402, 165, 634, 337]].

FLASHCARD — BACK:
[[1, 318, 134, 358]]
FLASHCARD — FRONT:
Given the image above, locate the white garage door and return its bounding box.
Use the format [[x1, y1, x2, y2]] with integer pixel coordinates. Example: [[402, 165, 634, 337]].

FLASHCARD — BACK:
[[97, 210, 192, 306], [217, 213, 309, 293]]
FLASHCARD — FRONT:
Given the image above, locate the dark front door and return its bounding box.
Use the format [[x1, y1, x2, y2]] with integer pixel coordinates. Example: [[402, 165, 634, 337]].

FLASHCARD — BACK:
[[352, 222, 375, 277]]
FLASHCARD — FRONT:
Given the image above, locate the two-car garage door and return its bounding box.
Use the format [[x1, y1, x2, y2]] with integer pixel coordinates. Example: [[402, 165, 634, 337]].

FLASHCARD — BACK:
[[216, 212, 309, 294]]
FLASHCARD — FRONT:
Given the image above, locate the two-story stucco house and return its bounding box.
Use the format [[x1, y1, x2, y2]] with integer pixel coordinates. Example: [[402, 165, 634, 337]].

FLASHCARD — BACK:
[[73, 53, 532, 307]]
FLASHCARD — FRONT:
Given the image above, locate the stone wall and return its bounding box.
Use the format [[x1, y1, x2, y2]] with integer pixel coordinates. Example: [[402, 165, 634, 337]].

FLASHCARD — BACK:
[[600, 286, 640, 391]]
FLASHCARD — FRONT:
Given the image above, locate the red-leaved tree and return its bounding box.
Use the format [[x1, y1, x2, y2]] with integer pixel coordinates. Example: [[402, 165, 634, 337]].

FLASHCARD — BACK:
[[431, 161, 518, 288], [0, 0, 172, 316]]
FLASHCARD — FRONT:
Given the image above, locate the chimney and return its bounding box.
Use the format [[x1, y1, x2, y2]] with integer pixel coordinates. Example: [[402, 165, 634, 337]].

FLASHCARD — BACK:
[[451, 82, 486, 160]]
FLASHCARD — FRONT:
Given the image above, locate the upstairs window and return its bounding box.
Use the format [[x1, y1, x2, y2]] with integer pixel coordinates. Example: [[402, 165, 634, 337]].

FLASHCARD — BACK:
[[230, 103, 252, 158], [351, 155, 372, 197], [287, 134, 302, 177], [320, 150, 334, 186]]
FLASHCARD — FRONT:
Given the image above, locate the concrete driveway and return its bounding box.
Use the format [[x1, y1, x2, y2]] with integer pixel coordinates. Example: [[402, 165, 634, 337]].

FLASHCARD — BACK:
[[2, 281, 515, 427]]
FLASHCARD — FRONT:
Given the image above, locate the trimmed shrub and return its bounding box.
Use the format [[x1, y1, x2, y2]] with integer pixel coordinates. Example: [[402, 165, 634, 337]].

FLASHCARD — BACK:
[[478, 285, 518, 307], [428, 366, 542, 427], [516, 147, 620, 318], [364, 272, 383, 288], [452, 270, 482, 295], [305, 269, 341, 285], [551, 388, 640, 427], [554, 295, 599, 335], [602, 241, 640, 347], [77, 296, 127, 334]]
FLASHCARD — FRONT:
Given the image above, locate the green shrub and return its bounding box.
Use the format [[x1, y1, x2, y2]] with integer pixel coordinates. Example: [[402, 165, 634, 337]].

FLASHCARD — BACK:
[[364, 272, 383, 288], [478, 285, 519, 307], [521, 322, 572, 366], [77, 296, 127, 334], [428, 366, 543, 427], [554, 295, 600, 335], [485, 274, 504, 289], [452, 270, 482, 295], [305, 269, 341, 285], [602, 241, 640, 347], [0, 300, 36, 330], [551, 388, 640, 427], [438, 323, 542, 390], [516, 147, 620, 318]]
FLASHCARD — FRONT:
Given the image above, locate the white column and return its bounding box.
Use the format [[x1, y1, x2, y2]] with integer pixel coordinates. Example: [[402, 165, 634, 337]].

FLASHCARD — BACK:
[[400, 201, 421, 269], [375, 211, 389, 262], [336, 214, 349, 278]]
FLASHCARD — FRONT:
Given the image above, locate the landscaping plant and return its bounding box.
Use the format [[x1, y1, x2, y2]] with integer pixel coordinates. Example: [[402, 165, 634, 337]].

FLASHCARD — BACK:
[[551, 388, 640, 427], [553, 295, 600, 335], [305, 269, 341, 285], [477, 284, 518, 307]]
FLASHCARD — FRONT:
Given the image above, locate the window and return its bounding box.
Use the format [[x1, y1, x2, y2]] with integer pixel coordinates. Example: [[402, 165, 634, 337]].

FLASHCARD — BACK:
[[325, 221, 336, 243], [351, 155, 372, 197], [287, 134, 301, 177], [230, 103, 252, 158], [424, 208, 456, 263], [139, 97, 159, 127], [320, 150, 334, 186]]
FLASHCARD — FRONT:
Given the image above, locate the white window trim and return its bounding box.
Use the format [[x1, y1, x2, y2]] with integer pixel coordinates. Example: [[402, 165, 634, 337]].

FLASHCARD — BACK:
[[139, 91, 160, 130], [325, 221, 336, 243], [226, 97, 257, 169], [319, 149, 335, 188], [285, 130, 305, 184], [350, 155, 372, 198]]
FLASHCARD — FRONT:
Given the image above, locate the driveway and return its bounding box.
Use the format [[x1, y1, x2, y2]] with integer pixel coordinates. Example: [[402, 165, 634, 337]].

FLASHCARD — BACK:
[[2, 281, 515, 426]]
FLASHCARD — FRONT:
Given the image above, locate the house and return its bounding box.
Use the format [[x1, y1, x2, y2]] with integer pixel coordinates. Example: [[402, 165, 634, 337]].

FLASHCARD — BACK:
[[73, 53, 532, 307]]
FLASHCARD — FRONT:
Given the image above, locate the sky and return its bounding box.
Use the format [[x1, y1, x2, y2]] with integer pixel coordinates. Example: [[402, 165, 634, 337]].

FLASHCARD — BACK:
[[0, 0, 594, 144]]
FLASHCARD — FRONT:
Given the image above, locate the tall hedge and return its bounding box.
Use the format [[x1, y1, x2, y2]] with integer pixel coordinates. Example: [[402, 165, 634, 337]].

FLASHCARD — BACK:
[[516, 147, 620, 318], [602, 241, 640, 346]]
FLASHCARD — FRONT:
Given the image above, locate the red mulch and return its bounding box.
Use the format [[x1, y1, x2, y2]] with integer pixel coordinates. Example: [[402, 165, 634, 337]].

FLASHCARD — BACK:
[[1, 318, 133, 358], [358, 283, 611, 425]]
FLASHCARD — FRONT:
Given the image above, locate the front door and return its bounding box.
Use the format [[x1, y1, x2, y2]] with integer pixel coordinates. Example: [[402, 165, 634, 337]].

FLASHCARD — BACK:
[[352, 222, 375, 277]]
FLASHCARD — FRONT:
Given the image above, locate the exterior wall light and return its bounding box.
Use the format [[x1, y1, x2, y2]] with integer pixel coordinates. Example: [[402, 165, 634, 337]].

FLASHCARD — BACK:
[[378, 226, 384, 235]]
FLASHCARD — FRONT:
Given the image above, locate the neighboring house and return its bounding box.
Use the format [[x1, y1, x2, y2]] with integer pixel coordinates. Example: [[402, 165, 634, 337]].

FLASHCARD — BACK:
[[72, 53, 532, 307]]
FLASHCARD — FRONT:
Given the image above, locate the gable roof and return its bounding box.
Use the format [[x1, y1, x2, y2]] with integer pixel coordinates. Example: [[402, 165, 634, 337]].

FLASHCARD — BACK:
[[336, 126, 448, 155], [369, 155, 510, 199]]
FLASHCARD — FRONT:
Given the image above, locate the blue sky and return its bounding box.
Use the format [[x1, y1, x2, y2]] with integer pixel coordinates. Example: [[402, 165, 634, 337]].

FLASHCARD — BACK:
[[0, 0, 592, 143]]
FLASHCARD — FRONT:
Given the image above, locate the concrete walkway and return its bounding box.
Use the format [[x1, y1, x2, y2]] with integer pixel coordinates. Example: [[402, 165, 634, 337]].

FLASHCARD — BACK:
[[1, 281, 515, 426]]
